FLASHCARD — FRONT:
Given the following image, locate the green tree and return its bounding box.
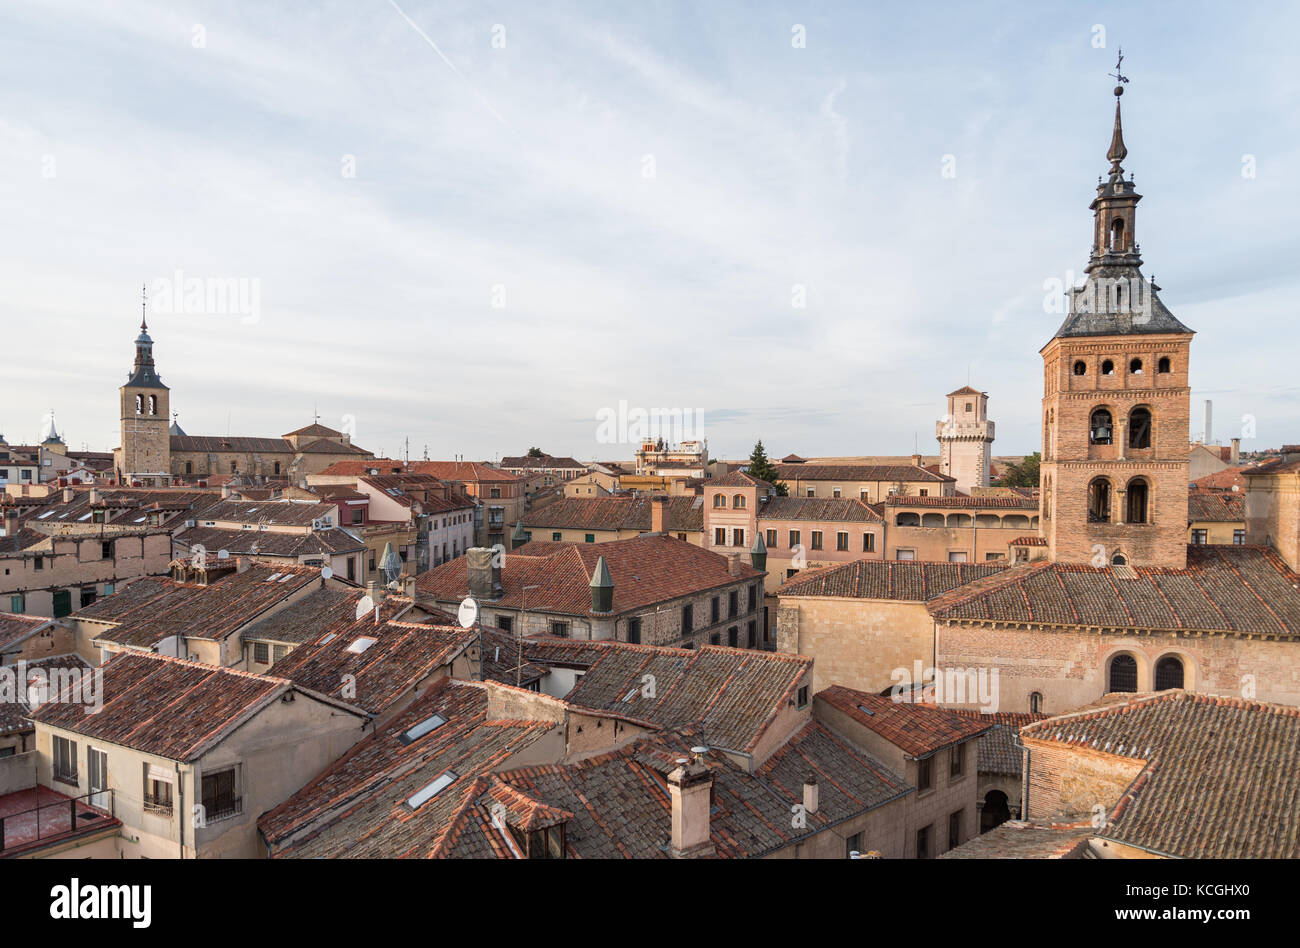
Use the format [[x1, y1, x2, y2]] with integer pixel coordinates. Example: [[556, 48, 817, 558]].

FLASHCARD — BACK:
[[526, 447, 545, 458], [745, 440, 788, 496], [996, 452, 1041, 488]]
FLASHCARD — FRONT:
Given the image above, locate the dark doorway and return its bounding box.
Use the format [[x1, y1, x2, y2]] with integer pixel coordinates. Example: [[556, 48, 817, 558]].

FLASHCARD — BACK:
[[981, 790, 1011, 834]]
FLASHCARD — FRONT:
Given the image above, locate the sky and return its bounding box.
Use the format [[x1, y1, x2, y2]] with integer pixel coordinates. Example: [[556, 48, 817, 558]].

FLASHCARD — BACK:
[[1, 0, 1298, 463]]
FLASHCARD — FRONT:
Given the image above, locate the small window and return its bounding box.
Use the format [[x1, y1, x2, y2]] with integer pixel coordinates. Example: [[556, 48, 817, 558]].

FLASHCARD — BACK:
[[584, 534, 595, 544], [1129, 407, 1152, 449], [101, 540, 113, 559], [796, 685, 809, 709], [713, 494, 726, 508], [832, 487, 842, 498], [1108, 654, 1138, 693], [810, 531, 823, 551], [836, 532, 848, 551], [681, 604, 693, 633], [1158, 357, 1171, 374], [1233, 529, 1246, 545], [1029, 691, 1043, 713], [728, 590, 738, 618], [846, 832, 864, 858], [1155, 655, 1184, 691], [766, 529, 777, 548], [1129, 358, 1143, 375], [714, 527, 726, 546], [732, 494, 746, 509], [916, 825, 931, 859], [747, 620, 756, 648], [627, 617, 641, 644], [400, 714, 448, 744], [917, 756, 933, 792], [948, 810, 963, 850], [253, 642, 270, 664], [551, 532, 562, 541], [733, 528, 745, 548], [805, 487, 814, 498], [54, 736, 78, 784], [788, 530, 800, 549], [1090, 408, 1113, 445], [863, 533, 875, 553], [1101, 359, 1115, 376], [1072, 360, 1087, 376], [550, 621, 570, 638], [727, 626, 738, 647], [950, 742, 965, 778]]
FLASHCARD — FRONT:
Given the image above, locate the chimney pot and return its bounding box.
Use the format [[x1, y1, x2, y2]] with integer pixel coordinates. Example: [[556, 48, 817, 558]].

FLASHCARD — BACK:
[[651, 495, 668, 534], [668, 760, 714, 857], [803, 774, 819, 814], [62, 486, 74, 502], [727, 552, 743, 577]]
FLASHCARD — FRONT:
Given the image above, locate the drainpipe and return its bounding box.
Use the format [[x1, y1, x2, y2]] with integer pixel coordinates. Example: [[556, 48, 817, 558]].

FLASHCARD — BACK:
[[175, 761, 185, 859]]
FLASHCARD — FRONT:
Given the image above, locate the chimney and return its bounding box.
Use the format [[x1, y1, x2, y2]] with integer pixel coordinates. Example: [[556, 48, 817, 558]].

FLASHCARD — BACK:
[[62, 487, 73, 502], [1, 508, 16, 537], [235, 556, 250, 574], [667, 757, 714, 857], [727, 552, 743, 577], [466, 547, 503, 600], [366, 579, 386, 604], [650, 495, 668, 534], [88, 487, 100, 505], [221, 484, 232, 499], [1230, 438, 1241, 464], [910, 453, 922, 468], [803, 774, 819, 814], [589, 555, 613, 613], [750, 531, 767, 573]]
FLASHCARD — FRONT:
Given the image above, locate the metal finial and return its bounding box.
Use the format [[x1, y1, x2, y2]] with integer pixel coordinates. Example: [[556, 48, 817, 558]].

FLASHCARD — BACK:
[[140, 282, 148, 330], [1109, 48, 1129, 91]]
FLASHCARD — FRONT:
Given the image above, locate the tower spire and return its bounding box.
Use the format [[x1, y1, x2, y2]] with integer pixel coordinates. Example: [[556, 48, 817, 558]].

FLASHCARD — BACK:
[[1106, 48, 1130, 173], [140, 282, 148, 331]]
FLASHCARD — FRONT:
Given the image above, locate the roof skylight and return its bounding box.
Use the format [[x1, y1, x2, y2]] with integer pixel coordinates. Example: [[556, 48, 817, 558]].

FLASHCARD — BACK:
[[407, 771, 457, 809]]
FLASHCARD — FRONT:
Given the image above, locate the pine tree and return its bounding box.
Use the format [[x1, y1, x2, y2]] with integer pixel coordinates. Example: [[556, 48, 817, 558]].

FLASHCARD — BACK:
[[746, 440, 788, 496]]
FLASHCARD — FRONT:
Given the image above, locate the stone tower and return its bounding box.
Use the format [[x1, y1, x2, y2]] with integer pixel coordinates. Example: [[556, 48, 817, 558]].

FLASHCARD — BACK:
[[1039, 78, 1193, 568], [937, 386, 994, 494], [116, 297, 171, 486]]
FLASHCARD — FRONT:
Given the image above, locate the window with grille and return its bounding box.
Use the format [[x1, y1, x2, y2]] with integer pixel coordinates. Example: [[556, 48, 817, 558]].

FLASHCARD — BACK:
[[1108, 654, 1138, 692]]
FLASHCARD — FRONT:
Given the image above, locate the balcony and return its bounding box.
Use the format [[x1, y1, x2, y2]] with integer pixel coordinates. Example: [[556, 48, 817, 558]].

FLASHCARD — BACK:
[[0, 786, 118, 856]]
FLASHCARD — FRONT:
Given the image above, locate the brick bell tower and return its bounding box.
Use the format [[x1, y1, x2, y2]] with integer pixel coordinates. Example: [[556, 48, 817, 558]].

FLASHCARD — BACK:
[[116, 286, 171, 486], [1039, 63, 1194, 569]]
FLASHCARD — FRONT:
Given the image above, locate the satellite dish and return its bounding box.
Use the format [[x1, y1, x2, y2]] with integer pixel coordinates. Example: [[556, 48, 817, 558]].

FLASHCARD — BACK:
[[355, 594, 375, 621], [217, 549, 230, 560], [321, 566, 333, 580], [457, 597, 479, 629]]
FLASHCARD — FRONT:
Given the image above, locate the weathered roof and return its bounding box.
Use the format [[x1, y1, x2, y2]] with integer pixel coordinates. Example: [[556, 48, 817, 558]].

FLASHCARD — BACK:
[[1051, 268, 1194, 340], [525, 639, 811, 754], [175, 526, 365, 558], [0, 613, 53, 652], [940, 821, 1093, 859], [76, 564, 321, 648], [756, 497, 883, 522], [193, 499, 340, 527], [521, 495, 703, 533], [1187, 489, 1245, 523], [816, 685, 991, 757], [0, 654, 92, 736], [709, 470, 775, 490], [417, 534, 762, 618], [950, 709, 1047, 774], [28, 652, 363, 761], [775, 463, 954, 483], [928, 545, 1300, 638], [1022, 691, 1300, 858], [779, 559, 1006, 602]]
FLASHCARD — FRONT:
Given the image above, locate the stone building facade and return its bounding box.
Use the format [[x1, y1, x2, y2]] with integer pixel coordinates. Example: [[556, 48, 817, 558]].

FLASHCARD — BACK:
[[936, 386, 994, 494]]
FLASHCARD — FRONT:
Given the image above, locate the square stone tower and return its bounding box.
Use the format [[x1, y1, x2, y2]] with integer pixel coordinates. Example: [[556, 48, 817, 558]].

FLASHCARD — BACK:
[[937, 386, 994, 494], [116, 299, 171, 486], [1039, 81, 1193, 569]]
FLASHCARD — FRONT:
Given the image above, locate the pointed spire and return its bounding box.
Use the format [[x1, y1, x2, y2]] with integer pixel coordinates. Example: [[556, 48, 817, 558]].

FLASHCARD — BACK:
[[140, 282, 149, 331], [1107, 91, 1127, 173], [589, 555, 614, 613]]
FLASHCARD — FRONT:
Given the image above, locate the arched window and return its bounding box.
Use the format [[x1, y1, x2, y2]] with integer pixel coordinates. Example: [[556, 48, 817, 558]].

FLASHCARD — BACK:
[[1129, 358, 1143, 375], [1127, 478, 1149, 524], [732, 494, 746, 509], [147, 394, 157, 415], [1111, 552, 1127, 565], [713, 494, 726, 508], [1101, 359, 1115, 376], [1088, 478, 1111, 523], [1029, 692, 1043, 713], [1158, 357, 1171, 374], [1155, 655, 1184, 691], [1108, 654, 1138, 693], [1128, 407, 1152, 449], [1073, 360, 1087, 376], [1089, 408, 1113, 445], [135, 394, 143, 415], [1109, 218, 1125, 251]]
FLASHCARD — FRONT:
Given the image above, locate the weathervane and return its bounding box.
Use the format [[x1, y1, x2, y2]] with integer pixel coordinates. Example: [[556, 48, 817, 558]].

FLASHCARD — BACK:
[[140, 282, 149, 330], [1109, 48, 1129, 91]]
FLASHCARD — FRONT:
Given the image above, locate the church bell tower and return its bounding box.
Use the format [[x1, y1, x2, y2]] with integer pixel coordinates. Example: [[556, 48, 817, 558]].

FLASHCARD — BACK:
[[116, 286, 171, 486], [1039, 58, 1194, 569]]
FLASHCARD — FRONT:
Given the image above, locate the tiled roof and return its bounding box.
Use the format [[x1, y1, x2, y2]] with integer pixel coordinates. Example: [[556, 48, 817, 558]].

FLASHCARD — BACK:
[[1192, 467, 1248, 491], [947, 385, 984, 397], [500, 455, 586, 470], [778, 559, 1006, 601], [1187, 489, 1245, 522], [939, 821, 1093, 859], [172, 435, 293, 453], [521, 495, 702, 533], [417, 534, 762, 618], [241, 587, 411, 646], [438, 723, 910, 859], [709, 470, 775, 489], [175, 526, 365, 557], [816, 685, 991, 757], [775, 463, 954, 483], [296, 438, 372, 455], [1245, 454, 1300, 476], [28, 652, 362, 761], [0, 654, 92, 736], [885, 495, 1038, 509], [0, 613, 52, 652], [928, 545, 1300, 638], [950, 709, 1046, 774], [331, 460, 524, 484], [1010, 535, 1048, 546], [77, 564, 321, 648], [193, 499, 340, 526], [1022, 691, 1300, 858], [260, 679, 554, 857], [13, 489, 219, 532], [756, 497, 882, 522], [283, 423, 343, 438], [524, 640, 811, 753]]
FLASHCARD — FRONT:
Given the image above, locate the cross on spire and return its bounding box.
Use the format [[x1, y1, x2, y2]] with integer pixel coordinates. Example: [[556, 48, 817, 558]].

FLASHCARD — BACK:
[[140, 282, 149, 331]]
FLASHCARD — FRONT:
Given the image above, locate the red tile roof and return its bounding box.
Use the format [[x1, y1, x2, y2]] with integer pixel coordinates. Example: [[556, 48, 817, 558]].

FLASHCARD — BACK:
[[756, 497, 882, 522], [928, 545, 1300, 638], [778, 559, 1006, 601], [521, 495, 703, 533], [816, 685, 991, 757], [1022, 691, 1300, 858], [416, 533, 762, 618], [775, 463, 955, 483], [1187, 488, 1245, 522]]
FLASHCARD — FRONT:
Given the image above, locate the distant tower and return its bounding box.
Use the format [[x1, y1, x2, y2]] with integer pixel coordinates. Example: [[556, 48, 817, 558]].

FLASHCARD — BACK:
[[937, 387, 995, 494], [116, 288, 171, 486]]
